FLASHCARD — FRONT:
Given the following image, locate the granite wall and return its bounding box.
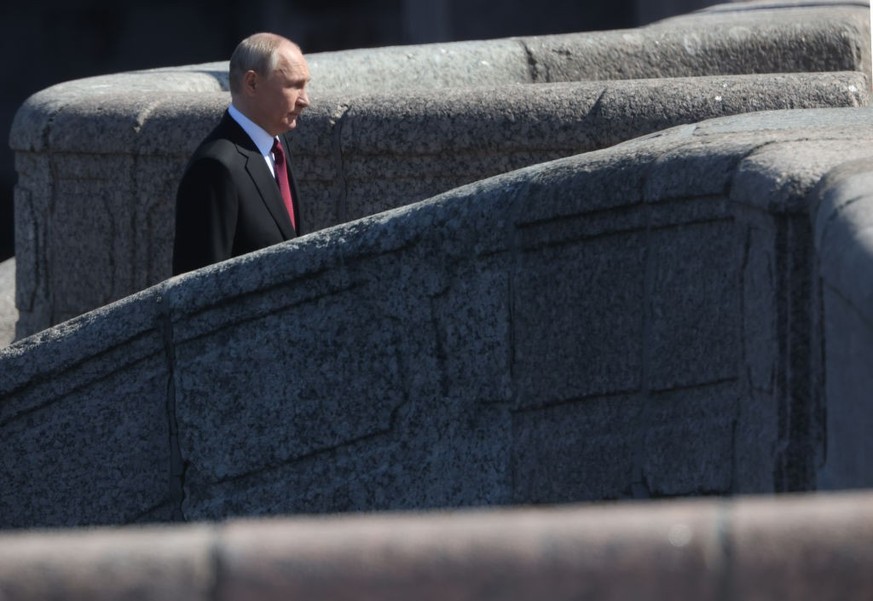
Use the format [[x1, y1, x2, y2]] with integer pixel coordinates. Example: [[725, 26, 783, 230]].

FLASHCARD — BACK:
[[2, 106, 873, 528], [8, 0, 871, 339]]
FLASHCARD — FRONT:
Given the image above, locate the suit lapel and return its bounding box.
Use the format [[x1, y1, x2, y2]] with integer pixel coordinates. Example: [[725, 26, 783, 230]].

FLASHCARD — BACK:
[[243, 151, 296, 239], [221, 113, 295, 240]]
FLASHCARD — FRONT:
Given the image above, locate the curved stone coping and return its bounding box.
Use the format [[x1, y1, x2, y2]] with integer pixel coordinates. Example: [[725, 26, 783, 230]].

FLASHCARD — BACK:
[[11, 71, 868, 157], [10, 71, 868, 340], [701, 0, 871, 13], [0, 492, 871, 601], [811, 157, 873, 488], [3, 107, 873, 527], [307, 0, 870, 91], [815, 162, 873, 333], [8, 0, 869, 153]]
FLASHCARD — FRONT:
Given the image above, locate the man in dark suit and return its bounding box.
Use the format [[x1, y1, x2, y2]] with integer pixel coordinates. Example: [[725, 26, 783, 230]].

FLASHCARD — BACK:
[[173, 32, 311, 275]]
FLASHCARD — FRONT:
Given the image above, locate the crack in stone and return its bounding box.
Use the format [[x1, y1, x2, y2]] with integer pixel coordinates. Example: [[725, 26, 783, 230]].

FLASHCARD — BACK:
[[516, 39, 542, 83], [158, 291, 186, 521], [207, 418, 400, 489], [0, 340, 161, 428], [331, 103, 352, 226]]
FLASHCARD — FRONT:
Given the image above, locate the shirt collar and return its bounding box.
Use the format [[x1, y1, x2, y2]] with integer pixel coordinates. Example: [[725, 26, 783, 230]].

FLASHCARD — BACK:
[[228, 104, 276, 156]]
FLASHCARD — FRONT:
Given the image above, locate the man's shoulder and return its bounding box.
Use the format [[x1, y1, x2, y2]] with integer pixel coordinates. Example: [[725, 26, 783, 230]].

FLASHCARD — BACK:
[[189, 113, 251, 164], [190, 136, 241, 165], [178, 140, 243, 189]]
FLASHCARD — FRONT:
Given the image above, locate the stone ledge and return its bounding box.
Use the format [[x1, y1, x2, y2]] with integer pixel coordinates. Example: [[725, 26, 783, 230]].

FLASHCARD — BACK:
[[0, 492, 870, 601], [3, 107, 873, 527]]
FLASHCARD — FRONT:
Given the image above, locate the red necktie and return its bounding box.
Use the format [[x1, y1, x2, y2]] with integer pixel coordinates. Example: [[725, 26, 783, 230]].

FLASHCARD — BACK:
[[271, 138, 297, 233]]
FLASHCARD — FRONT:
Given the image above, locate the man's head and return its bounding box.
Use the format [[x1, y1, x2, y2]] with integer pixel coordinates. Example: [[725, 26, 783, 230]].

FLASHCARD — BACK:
[[229, 33, 311, 136]]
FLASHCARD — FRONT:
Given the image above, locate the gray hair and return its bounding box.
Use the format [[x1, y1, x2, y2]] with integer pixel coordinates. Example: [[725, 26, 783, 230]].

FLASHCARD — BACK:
[[228, 33, 291, 95]]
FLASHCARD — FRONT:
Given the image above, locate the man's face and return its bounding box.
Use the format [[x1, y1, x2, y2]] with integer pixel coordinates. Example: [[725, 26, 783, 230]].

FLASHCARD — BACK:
[[248, 42, 311, 136]]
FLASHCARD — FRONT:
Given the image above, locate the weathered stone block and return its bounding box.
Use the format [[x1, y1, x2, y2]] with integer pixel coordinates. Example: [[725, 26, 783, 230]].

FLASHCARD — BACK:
[[0, 285, 171, 528], [0, 358, 170, 528], [183, 399, 512, 520], [173, 284, 411, 484], [641, 382, 737, 496], [513, 232, 647, 408], [512, 395, 643, 503], [647, 219, 740, 391]]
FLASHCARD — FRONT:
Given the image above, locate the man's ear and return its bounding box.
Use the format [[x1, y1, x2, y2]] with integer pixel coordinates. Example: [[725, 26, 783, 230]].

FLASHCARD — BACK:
[[242, 70, 258, 95]]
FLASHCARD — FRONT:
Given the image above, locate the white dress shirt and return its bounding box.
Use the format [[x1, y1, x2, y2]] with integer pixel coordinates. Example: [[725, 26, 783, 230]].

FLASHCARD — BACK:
[[228, 104, 280, 177]]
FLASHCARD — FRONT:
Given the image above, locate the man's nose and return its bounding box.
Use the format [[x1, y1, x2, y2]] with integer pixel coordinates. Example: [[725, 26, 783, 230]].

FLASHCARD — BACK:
[[297, 89, 310, 108]]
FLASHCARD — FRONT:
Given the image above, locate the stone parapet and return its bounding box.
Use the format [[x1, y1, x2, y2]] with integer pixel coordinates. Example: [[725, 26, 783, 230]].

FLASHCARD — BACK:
[[7, 0, 871, 338], [812, 157, 873, 489], [0, 491, 871, 601], [3, 106, 873, 528], [304, 1, 871, 93]]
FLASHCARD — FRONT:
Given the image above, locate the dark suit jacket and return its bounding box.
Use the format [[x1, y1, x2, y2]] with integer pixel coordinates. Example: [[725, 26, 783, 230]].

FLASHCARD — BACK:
[[172, 111, 302, 275]]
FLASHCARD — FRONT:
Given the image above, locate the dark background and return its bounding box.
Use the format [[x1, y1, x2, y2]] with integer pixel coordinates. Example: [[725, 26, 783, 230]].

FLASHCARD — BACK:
[[0, 0, 718, 262]]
